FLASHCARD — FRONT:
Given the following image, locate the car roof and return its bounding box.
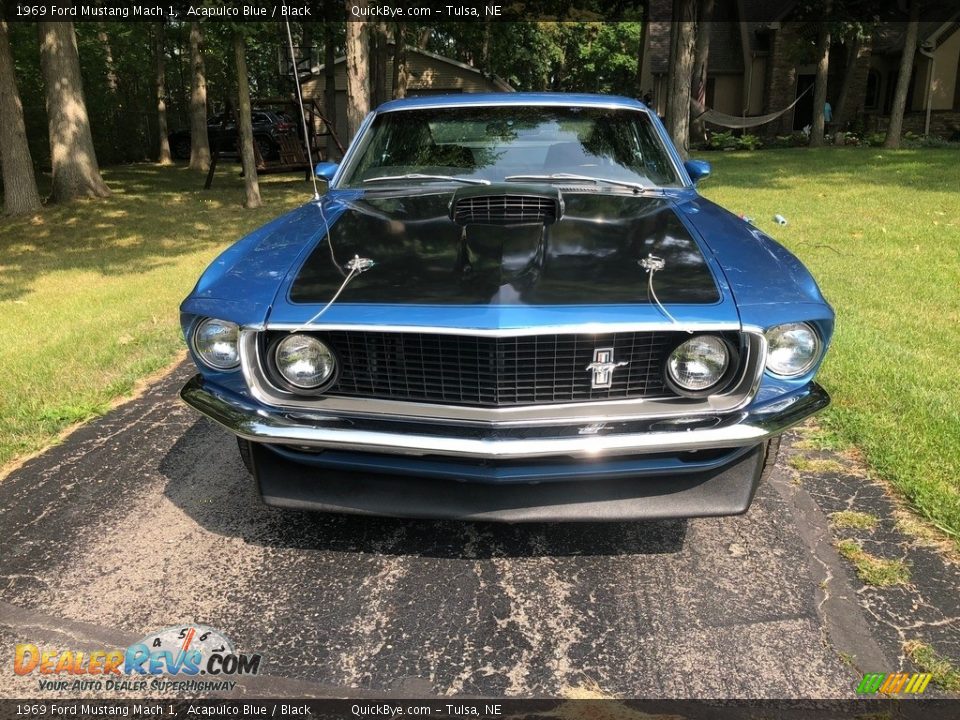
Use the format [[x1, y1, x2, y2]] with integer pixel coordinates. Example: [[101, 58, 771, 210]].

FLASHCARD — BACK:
[[375, 92, 649, 114]]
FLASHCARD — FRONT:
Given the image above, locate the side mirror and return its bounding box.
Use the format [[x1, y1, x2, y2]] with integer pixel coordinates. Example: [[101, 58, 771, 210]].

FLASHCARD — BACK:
[[684, 159, 711, 184], [314, 162, 338, 183]]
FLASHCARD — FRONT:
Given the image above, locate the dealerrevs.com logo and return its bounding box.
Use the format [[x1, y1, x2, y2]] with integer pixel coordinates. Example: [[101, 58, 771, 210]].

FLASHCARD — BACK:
[[14, 625, 261, 693]]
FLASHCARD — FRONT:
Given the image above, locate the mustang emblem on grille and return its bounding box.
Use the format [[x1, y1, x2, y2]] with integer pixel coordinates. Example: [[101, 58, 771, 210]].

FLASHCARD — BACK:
[[586, 348, 629, 389]]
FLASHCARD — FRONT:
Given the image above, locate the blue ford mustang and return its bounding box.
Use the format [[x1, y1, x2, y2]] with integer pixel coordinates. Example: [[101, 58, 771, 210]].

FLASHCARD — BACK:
[[179, 93, 833, 522]]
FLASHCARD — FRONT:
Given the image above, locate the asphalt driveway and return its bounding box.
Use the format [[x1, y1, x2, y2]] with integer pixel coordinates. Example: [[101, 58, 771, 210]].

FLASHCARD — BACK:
[[0, 363, 896, 698]]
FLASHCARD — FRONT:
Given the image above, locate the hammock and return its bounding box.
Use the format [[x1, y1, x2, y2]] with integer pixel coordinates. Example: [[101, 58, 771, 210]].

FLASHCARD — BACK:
[[692, 84, 813, 129]]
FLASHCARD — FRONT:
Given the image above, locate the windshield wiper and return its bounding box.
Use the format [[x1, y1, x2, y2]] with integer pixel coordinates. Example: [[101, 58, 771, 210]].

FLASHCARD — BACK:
[[505, 173, 646, 192], [363, 173, 490, 185]]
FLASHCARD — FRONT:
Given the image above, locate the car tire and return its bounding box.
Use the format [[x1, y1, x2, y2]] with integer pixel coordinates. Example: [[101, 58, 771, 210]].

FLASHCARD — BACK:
[[237, 437, 254, 475], [759, 434, 782, 482]]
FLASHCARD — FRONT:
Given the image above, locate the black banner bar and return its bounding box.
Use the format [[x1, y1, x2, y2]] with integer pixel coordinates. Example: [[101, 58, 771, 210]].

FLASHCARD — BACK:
[[3, 0, 959, 23], [3, 699, 960, 720]]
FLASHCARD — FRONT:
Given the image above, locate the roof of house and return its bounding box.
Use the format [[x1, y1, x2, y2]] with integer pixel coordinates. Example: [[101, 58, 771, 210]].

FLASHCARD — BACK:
[[304, 46, 514, 93], [872, 15, 960, 54]]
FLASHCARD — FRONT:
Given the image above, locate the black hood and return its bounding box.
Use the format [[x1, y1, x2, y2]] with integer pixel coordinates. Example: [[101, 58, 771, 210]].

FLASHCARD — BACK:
[[289, 189, 720, 306]]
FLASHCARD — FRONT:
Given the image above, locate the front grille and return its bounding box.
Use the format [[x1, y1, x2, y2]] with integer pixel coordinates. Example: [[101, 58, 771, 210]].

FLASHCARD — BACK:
[[452, 194, 559, 226], [294, 331, 696, 407]]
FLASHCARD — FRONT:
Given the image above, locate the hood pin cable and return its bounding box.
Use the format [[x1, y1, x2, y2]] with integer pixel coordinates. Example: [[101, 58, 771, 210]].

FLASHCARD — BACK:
[[291, 255, 376, 332], [640, 254, 692, 333]]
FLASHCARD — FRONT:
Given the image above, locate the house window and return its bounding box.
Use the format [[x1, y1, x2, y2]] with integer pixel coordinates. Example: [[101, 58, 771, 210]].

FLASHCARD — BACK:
[[864, 69, 880, 110]]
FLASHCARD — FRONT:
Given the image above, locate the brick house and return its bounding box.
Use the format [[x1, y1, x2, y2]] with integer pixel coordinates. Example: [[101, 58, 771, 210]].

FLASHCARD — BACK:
[[639, 0, 960, 138]]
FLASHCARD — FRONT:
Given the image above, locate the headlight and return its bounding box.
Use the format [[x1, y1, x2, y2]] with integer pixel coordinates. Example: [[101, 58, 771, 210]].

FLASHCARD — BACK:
[[765, 322, 821, 377], [274, 334, 336, 390], [666, 335, 729, 392], [193, 318, 240, 370]]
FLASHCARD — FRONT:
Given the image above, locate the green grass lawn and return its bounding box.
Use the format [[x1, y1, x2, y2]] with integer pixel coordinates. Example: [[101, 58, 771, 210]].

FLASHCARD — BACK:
[[1, 152, 959, 544], [699, 148, 960, 541], [0, 165, 307, 470]]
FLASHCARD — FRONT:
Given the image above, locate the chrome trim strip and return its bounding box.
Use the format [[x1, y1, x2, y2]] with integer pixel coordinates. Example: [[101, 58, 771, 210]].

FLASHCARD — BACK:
[[330, 111, 375, 187], [262, 321, 742, 337], [239, 328, 766, 427], [377, 99, 649, 112], [181, 376, 828, 460]]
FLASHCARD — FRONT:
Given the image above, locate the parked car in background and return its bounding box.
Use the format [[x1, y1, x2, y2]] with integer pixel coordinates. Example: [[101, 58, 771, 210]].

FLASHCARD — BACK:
[[169, 110, 296, 161], [179, 93, 834, 522]]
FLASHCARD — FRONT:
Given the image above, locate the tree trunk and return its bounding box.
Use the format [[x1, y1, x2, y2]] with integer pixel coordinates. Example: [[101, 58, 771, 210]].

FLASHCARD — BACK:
[[154, 22, 172, 165], [832, 35, 861, 137], [482, 5, 492, 75], [392, 23, 408, 99], [665, 19, 678, 116], [37, 22, 110, 202], [345, 12, 370, 139], [323, 17, 338, 160], [417, 27, 431, 49], [174, 23, 188, 130], [369, 22, 389, 107], [0, 20, 41, 215], [97, 25, 119, 149], [691, 0, 714, 143], [884, 0, 920, 149], [188, 22, 210, 171], [233, 33, 261, 209], [98, 28, 118, 95], [810, 22, 831, 147], [300, 21, 313, 77], [635, 1, 649, 95], [666, 0, 697, 159]]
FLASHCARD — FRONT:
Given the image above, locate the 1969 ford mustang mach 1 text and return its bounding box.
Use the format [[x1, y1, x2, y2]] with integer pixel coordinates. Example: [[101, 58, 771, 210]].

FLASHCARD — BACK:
[[180, 93, 833, 522]]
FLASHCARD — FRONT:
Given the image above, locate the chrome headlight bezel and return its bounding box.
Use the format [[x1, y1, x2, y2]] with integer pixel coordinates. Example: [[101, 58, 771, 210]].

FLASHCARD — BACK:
[[192, 318, 241, 371], [764, 322, 822, 377], [267, 333, 338, 394], [664, 334, 736, 397]]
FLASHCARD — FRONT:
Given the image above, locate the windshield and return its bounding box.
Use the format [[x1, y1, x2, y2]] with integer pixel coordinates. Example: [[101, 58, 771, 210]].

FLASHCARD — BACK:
[[339, 105, 683, 189]]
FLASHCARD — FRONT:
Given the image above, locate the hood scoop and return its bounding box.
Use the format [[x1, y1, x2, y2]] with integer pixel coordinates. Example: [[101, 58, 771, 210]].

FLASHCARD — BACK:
[[450, 185, 563, 227], [288, 192, 722, 307]]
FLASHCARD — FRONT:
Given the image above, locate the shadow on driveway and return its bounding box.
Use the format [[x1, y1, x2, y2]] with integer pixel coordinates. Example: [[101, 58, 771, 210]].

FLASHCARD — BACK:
[[158, 418, 688, 560]]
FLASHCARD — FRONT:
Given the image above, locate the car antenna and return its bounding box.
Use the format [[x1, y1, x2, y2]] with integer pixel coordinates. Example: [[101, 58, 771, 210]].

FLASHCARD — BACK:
[[284, 19, 321, 201], [283, 19, 374, 331], [640, 254, 692, 333]]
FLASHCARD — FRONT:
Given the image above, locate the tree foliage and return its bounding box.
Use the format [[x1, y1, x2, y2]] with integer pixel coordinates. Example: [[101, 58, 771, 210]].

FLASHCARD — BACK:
[[424, 21, 642, 94]]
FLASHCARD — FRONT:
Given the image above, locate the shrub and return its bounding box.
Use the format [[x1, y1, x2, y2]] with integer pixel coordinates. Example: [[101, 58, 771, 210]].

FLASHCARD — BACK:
[[901, 132, 959, 149], [708, 130, 739, 151], [707, 131, 763, 151]]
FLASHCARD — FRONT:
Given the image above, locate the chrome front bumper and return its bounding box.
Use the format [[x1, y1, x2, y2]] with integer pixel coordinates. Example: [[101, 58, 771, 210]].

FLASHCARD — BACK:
[[180, 375, 829, 460]]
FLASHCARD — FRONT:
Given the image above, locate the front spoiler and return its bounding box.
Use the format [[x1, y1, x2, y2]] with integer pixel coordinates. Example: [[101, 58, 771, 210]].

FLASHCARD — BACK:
[[179, 375, 829, 461], [251, 439, 766, 522]]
